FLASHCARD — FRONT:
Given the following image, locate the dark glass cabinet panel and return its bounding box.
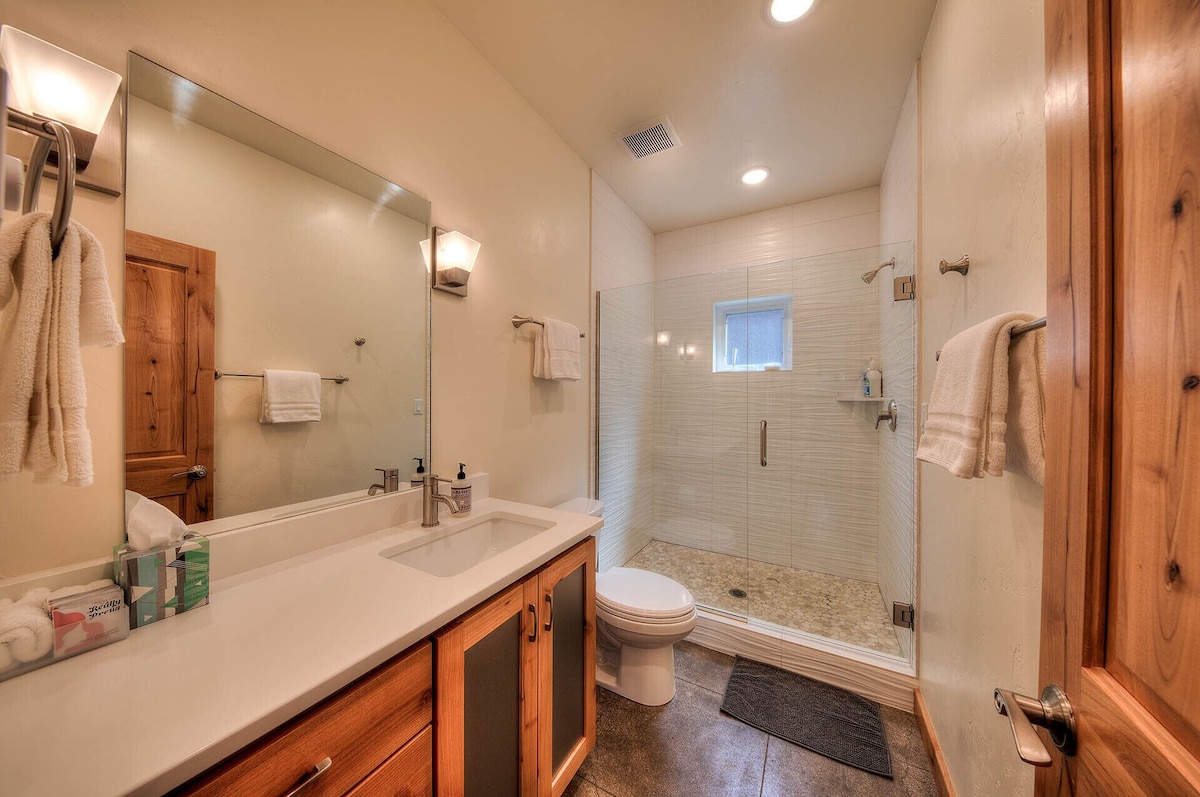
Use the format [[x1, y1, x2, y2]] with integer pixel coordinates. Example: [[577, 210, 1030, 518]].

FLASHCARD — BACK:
[[550, 566, 585, 771], [465, 614, 521, 797]]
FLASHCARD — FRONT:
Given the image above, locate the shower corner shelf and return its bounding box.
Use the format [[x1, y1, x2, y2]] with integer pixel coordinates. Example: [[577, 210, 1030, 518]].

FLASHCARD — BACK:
[[834, 394, 892, 403]]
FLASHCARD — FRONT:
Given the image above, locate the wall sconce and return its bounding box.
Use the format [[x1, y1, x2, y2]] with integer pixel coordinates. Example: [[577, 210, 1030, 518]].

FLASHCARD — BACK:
[[420, 226, 481, 297], [0, 26, 121, 169]]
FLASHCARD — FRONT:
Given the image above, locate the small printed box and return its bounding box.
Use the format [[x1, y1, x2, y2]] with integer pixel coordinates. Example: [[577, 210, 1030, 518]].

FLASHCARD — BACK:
[[114, 535, 210, 629], [50, 584, 129, 658]]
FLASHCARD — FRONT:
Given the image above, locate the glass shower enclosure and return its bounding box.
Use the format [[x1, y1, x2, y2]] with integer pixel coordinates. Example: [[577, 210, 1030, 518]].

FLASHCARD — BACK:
[[596, 242, 916, 664]]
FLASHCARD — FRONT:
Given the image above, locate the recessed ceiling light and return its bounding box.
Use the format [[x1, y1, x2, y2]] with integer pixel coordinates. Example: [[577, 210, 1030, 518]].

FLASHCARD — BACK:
[[741, 167, 770, 185], [768, 0, 816, 24]]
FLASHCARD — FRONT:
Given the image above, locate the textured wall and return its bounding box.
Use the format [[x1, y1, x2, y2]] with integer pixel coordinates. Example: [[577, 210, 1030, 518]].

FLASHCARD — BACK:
[[917, 0, 1047, 793], [878, 67, 921, 663], [591, 174, 656, 570], [649, 193, 886, 582], [0, 0, 590, 577]]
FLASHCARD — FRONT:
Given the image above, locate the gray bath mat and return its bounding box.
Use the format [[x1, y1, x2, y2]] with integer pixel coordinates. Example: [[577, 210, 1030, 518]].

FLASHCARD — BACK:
[[720, 656, 893, 778]]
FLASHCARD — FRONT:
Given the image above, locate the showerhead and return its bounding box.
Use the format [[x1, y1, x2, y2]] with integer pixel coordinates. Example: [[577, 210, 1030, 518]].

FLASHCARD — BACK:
[[861, 257, 897, 285]]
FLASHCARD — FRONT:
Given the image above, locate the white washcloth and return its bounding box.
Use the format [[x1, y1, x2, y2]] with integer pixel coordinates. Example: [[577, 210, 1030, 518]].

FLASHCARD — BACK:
[[532, 318, 581, 381], [1004, 326, 1047, 485], [259, 368, 322, 423], [0, 213, 123, 487], [0, 598, 53, 663], [125, 490, 189, 551], [917, 312, 1035, 479]]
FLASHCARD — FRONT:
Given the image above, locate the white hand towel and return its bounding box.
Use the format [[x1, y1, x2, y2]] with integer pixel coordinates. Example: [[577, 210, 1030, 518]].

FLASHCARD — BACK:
[[1004, 326, 1047, 485], [0, 603, 53, 663], [532, 318, 581, 381], [0, 213, 123, 487], [259, 369, 322, 423], [917, 312, 1034, 479]]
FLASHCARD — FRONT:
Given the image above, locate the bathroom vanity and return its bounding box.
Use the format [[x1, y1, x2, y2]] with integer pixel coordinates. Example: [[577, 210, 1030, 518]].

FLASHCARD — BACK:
[[0, 493, 600, 796]]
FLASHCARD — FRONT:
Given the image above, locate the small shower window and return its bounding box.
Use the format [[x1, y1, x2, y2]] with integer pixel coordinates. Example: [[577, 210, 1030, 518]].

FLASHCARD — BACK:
[[713, 295, 793, 372]]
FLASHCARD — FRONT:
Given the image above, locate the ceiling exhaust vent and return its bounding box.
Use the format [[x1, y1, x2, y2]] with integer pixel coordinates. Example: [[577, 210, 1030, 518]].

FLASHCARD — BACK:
[[618, 115, 681, 160]]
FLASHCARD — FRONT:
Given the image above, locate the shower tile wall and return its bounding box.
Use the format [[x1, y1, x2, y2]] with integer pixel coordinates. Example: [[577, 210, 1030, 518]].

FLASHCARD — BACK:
[[651, 187, 885, 583], [591, 174, 656, 571]]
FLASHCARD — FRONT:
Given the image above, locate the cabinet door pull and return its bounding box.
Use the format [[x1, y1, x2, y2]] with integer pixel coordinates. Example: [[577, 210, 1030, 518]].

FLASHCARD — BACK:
[[528, 604, 538, 642], [281, 757, 331, 797], [544, 593, 554, 631]]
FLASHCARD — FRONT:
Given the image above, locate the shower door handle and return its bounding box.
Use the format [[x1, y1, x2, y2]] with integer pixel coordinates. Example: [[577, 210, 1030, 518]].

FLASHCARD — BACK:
[[760, 421, 767, 467]]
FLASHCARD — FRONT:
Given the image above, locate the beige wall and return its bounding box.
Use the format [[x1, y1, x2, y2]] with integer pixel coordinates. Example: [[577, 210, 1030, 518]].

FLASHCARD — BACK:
[[0, 0, 590, 577], [917, 0, 1047, 794]]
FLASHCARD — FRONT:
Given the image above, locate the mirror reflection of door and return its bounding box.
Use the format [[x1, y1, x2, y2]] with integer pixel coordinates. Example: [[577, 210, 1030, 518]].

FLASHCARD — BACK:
[[123, 230, 215, 523]]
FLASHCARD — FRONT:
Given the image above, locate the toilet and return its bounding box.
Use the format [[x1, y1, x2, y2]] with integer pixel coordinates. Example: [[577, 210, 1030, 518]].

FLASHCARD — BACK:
[[555, 498, 697, 706]]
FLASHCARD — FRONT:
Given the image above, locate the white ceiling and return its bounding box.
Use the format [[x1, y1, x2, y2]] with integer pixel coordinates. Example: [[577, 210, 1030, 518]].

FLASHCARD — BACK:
[[431, 0, 937, 232]]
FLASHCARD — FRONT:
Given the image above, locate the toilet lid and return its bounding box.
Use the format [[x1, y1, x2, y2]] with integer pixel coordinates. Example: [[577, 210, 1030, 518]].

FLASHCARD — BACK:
[[596, 568, 695, 620]]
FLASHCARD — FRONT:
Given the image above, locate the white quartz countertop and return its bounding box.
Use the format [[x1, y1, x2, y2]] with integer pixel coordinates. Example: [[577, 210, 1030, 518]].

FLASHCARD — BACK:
[[0, 497, 601, 796]]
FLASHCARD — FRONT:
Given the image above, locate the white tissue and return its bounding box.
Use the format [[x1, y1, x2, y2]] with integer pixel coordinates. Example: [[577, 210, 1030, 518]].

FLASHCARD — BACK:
[[124, 490, 189, 551]]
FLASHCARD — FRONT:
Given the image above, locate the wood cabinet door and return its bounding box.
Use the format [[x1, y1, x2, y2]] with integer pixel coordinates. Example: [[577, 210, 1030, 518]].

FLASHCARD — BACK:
[[1040, 0, 1200, 794], [124, 230, 215, 522], [536, 538, 596, 797], [436, 579, 540, 797]]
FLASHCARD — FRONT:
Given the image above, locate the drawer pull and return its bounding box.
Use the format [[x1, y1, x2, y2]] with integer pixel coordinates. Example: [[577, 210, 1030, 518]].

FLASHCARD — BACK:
[[282, 757, 332, 797]]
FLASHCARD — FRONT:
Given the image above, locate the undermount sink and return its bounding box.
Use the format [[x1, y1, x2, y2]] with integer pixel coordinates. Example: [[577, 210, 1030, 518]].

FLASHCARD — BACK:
[[381, 512, 555, 577]]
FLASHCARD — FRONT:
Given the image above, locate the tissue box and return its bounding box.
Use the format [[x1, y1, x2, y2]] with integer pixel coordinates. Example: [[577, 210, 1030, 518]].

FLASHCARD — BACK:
[[50, 584, 129, 658], [114, 535, 210, 629]]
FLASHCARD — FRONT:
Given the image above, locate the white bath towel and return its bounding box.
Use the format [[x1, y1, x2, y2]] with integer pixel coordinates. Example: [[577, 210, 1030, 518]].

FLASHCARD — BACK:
[[533, 318, 581, 381], [0, 213, 123, 486], [1004, 326, 1047, 485], [259, 369, 322, 423], [917, 312, 1035, 479]]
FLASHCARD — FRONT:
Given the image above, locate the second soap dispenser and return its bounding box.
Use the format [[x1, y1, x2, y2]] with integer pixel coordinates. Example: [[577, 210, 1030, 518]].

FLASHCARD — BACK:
[[410, 457, 426, 489], [451, 463, 472, 515]]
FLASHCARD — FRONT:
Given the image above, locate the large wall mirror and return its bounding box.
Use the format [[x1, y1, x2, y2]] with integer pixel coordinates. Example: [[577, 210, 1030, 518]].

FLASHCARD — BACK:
[[125, 53, 431, 532]]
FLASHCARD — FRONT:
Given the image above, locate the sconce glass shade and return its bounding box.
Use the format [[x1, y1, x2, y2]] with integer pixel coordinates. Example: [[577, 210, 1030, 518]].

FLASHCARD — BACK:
[[0, 26, 121, 136], [420, 228, 481, 295]]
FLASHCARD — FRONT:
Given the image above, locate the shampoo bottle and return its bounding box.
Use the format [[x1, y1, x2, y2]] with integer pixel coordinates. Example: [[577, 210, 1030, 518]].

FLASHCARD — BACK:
[[410, 457, 426, 489], [451, 463, 472, 514], [866, 358, 883, 397]]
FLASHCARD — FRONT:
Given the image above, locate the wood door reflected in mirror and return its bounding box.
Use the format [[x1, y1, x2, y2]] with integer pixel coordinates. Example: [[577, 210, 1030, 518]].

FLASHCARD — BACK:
[[125, 53, 431, 529]]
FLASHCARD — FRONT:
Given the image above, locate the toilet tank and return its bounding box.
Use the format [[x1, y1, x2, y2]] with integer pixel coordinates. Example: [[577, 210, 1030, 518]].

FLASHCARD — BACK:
[[554, 497, 604, 517]]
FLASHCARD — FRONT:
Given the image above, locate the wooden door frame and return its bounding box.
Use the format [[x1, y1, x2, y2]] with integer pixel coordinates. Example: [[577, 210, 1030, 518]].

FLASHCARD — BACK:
[[1039, 0, 1114, 791]]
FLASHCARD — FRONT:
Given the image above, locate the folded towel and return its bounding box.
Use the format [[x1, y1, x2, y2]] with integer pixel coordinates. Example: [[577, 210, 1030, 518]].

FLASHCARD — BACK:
[[259, 368, 322, 423], [0, 213, 123, 487], [1004, 326, 1047, 485], [917, 312, 1035, 479], [0, 603, 53, 662], [533, 318, 581, 381]]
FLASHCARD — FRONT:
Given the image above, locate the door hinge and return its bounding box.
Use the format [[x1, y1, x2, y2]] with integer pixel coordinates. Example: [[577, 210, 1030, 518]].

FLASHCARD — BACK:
[[892, 602, 915, 629]]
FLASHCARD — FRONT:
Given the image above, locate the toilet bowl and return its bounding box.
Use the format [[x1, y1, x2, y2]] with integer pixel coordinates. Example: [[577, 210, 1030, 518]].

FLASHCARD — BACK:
[[554, 499, 697, 706]]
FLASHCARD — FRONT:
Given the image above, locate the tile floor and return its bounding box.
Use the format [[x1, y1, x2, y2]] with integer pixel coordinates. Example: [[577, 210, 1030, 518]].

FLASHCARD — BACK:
[[567, 641, 937, 797], [625, 541, 904, 657]]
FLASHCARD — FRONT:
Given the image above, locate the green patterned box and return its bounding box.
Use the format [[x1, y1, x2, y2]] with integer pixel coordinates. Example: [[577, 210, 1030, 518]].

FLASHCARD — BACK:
[[113, 535, 210, 629]]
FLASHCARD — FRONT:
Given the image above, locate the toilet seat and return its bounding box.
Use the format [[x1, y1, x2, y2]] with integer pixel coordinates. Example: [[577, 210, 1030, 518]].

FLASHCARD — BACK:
[[596, 568, 695, 622]]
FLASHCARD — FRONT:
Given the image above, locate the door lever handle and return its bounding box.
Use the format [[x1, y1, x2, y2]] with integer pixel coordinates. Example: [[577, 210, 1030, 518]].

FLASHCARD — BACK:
[[994, 685, 1076, 767], [171, 465, 208, 480]]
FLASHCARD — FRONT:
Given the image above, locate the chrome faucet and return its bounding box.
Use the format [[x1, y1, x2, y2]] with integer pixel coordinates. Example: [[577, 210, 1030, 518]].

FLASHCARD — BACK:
[[422, 473, 467, 527], [368, 467, 401, 496]]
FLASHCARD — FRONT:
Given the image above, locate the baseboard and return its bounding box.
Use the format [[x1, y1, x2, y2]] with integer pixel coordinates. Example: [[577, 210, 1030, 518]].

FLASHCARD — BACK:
[[689, 610, 917, 711], [914, 688, 956, 797]]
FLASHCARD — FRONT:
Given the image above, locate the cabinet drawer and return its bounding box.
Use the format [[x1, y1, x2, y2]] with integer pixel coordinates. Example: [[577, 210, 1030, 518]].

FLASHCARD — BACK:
[[346, 725, 433, 797], [179, 641, 432, 797]]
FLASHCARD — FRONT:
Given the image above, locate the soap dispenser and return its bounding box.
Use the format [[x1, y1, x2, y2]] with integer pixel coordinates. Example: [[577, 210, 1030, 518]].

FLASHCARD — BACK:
[[410, 457, 426, 489], [451, 463, 472, 514], [866, 358, 883, 398]]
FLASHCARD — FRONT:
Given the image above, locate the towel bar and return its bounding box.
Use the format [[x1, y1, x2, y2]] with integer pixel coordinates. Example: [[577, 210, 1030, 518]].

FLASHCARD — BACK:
[[511, 315, 586, 338], [215, 371, 349, 384], [935, 317, 1046, 361]]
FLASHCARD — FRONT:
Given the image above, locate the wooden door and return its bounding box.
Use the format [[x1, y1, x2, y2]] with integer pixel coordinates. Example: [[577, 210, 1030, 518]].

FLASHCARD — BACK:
[[124, 231, 215, 522], [536, 538, 596, 797], [436, 578, 540, 797], [1039, 0, 1200, 794]]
